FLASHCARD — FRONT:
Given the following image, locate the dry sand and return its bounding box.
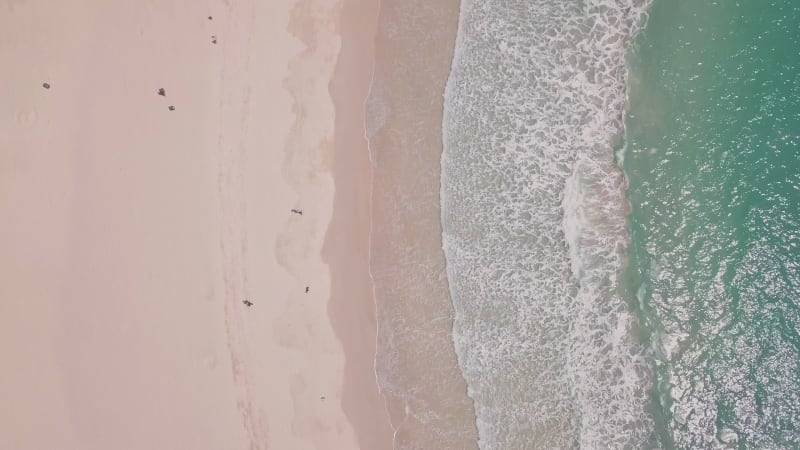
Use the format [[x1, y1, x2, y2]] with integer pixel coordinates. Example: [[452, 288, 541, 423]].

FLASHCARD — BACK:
[[0, 0, 391, 448]]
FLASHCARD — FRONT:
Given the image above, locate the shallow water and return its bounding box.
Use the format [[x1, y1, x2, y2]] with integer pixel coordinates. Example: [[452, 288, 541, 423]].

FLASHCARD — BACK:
[[366, 0, 480, 447]]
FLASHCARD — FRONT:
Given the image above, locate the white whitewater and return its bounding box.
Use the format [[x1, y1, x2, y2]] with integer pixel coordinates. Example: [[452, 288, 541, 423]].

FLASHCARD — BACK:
[[441, 0, 660, 447]]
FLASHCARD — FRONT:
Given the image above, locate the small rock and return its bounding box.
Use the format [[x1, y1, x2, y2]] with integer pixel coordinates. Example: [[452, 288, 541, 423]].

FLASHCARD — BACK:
[[168, 105, 175, 111], [157, 88, 166, 96], [42, 82, 50, 89], [208, 15, 213, 20], [211, 35, 218, 44]]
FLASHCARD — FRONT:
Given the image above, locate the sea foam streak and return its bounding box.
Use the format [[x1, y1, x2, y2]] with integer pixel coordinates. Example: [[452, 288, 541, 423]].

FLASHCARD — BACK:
[[441, 0, 659, 447]]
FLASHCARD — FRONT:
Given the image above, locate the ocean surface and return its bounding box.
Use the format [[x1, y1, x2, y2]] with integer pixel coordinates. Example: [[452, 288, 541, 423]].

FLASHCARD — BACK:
[[624, 0, 800, 447], [440, 0, 800, 448]]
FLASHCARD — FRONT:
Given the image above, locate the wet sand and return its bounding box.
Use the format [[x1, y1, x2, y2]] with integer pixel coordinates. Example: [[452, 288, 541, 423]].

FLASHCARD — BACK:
[[325, 0, 395, 447], [367, 0, 480, 447], [0, 0, 391, 448]]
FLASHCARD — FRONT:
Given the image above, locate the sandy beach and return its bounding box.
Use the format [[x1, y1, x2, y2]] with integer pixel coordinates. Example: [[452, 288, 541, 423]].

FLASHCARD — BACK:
[[0, 0, 391, 448]]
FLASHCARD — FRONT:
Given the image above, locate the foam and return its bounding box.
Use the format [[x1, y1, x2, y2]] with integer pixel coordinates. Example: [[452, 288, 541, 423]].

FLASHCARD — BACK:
[[441, 0, 658, 447]]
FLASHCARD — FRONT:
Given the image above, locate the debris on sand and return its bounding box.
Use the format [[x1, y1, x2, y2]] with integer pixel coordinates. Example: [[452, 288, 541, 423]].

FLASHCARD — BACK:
[[42, 82, 50, 89], [157, 88, 166, 96], [168, 105, 175, 111]]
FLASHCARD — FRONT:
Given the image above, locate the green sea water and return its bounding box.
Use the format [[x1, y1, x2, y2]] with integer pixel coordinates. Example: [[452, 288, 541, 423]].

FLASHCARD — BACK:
[[623, 0, 800, 447]]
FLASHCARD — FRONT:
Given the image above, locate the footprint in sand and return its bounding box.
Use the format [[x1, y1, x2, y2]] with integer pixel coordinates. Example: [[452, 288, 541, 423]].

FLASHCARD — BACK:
[[202, 353, 218, 370], [15, 110, 37, 127], [273, 316, 310, 350], [290, 373, 307, 397]]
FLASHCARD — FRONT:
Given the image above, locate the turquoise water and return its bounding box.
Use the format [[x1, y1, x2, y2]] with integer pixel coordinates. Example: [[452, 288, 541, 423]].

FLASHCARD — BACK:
[[624, 0, 800, 447], [438, 0, 799, 446]]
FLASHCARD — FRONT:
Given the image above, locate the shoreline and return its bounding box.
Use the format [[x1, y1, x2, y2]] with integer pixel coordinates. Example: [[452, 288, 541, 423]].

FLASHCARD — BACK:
[[324, 0, 395, 448], [366, 0, 480, 447]]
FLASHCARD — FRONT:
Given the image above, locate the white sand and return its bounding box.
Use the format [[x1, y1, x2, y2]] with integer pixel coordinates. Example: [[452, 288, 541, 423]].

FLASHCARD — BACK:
[[0, 0, 390, 448]]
